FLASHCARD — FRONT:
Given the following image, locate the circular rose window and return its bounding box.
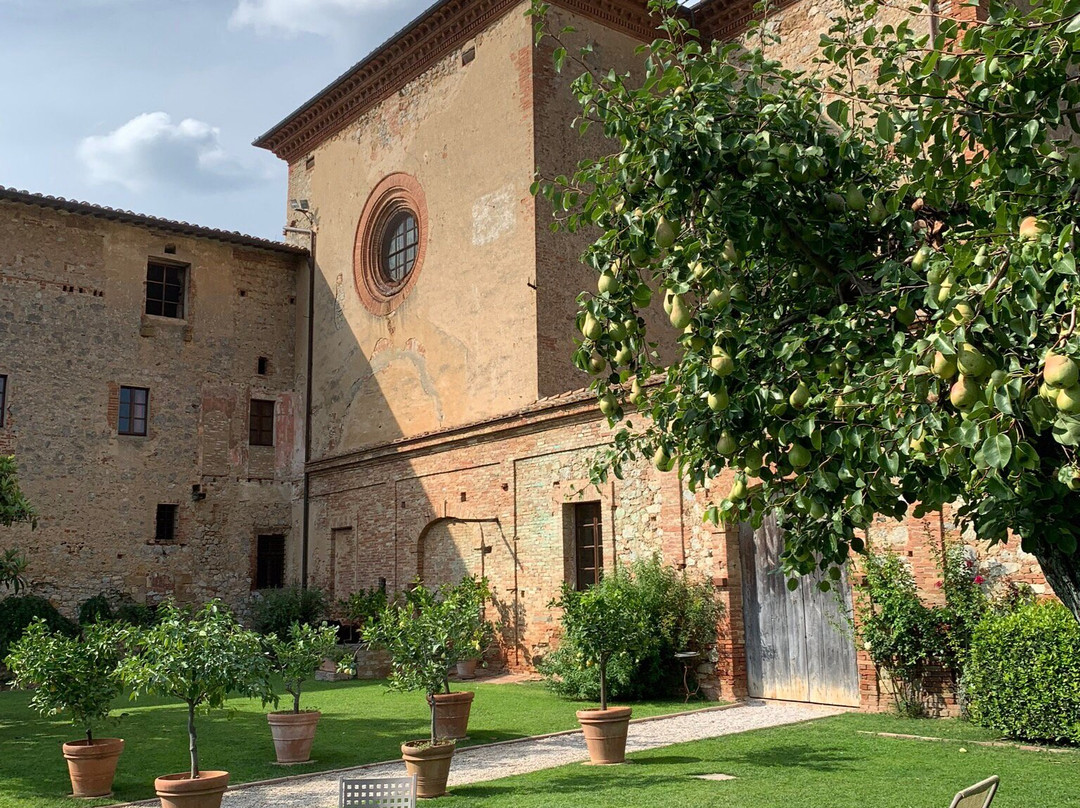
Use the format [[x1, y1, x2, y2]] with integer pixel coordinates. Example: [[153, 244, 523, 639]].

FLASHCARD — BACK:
[[354, 173, 428, 315]]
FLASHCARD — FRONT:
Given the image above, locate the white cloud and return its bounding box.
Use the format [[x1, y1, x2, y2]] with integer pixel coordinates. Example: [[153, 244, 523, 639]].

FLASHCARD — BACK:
[[78, 112, 266, 194], [228, 0, 400, 37]]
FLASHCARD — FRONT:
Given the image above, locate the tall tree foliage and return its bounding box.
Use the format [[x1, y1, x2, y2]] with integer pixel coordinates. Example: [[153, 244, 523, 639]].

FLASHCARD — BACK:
[[531, 0, 1080, 617]]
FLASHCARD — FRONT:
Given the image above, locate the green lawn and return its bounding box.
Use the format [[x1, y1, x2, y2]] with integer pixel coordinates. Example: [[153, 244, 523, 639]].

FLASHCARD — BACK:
[[437, 712, 1080, 808], [0, 679, 696, 808]]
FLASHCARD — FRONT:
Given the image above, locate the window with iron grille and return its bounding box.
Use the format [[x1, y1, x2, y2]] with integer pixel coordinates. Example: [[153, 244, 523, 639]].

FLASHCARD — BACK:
[[118, 386, 149, 436], [0, 375, 6, 428], [573, 502, 604, 590], [249, 399, 275, 447], [255, 534, 286, 590], [145, 261, 186, 319], [155, 504, 178, 543]]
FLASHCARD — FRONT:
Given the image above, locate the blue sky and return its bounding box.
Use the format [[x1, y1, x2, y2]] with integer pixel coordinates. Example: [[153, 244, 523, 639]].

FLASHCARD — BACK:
[[0, 0, 433, 240]]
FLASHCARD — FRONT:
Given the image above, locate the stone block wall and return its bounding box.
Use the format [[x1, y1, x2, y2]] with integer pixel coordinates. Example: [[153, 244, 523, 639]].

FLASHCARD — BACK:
[[0, 199, 304, 616]]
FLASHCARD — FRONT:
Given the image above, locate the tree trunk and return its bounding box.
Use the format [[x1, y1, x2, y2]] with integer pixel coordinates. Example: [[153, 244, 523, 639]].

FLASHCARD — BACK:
[[428, 694, 437, 744], [599, 660, 608, 712], [293, 689, 301, 714], [1031, 542, 1080, 621], [86, 727, 93, 744], [187, 702, 200, 780]]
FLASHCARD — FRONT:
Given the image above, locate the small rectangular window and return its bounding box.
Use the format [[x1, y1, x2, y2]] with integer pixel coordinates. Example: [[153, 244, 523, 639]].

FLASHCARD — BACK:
[[257, 357, 269, 376], [256, 534, 286, 590], [155, 504, 178, 543], [145, 261, 186, 319], [118, 386, 149, 436], [574, 502, 604, 591], [0, 375, 6, 427], [249, 399, 275, 447]]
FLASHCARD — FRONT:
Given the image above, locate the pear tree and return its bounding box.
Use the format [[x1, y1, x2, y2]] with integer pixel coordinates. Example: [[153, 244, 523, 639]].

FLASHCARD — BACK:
[[531, 0, 1080, 618]]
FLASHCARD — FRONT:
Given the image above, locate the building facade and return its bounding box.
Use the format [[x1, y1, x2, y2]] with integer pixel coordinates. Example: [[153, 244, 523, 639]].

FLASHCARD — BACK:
[[1, 0, 1053, 710], [0, 188, 306, 612]]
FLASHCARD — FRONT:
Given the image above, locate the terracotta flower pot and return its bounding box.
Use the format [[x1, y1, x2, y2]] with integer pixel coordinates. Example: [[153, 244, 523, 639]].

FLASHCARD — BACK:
[[61, 738, 124, 797], [401, 740, 455, 799], [267, 710, 321, 763], [455, 659, 478, 679], [154, 770, 229, 808], [431, 691, 475, 740], [576, 707, 633, 764]]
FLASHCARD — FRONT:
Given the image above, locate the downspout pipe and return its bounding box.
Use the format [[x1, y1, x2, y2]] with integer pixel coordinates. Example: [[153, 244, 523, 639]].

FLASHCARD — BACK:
[[302, 229, 316, 588]]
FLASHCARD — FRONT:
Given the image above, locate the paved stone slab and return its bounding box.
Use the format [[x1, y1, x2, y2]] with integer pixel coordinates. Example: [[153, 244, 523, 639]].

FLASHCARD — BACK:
[[204, 701, 845, 808]]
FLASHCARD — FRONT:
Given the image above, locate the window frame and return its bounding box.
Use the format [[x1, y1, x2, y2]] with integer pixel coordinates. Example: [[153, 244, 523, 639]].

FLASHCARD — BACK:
[[0, 374, 6, 428], [573, 502, 604, 591], [379, 209, 420, 286], [118, 386, 150, 437], [353, 173, 428, 316], [255, 534, 286, 590], [145, 260, 188, 320], [155, 503, 178, 544], [248, 398, 276, 447]]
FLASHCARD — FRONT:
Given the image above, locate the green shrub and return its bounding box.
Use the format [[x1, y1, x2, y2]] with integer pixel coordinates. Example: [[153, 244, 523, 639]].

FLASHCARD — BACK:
[[338, 587, 387, 632], [251, 586, 327, 639], [0, 595, 77, 662], [965, 601, 1080, 744], [78, 591, 159, 627], [539, 557, 723, 703]]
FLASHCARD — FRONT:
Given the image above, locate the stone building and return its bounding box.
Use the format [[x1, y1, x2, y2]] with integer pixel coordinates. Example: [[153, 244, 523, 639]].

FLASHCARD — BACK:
[[1, 0, 1053, 711], [0, 187, 306, 612]]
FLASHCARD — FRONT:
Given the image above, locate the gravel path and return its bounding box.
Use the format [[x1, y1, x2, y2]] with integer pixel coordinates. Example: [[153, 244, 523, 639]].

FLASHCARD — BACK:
[[181, 701, 845, 807]]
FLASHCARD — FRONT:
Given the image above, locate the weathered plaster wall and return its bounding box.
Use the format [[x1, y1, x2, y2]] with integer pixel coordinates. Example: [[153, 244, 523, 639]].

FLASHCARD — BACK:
[[287, 3, 541, 460], [0, 201, 302, 614]]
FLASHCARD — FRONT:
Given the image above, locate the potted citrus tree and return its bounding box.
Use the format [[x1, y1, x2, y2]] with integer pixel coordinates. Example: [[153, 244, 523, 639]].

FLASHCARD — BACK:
[[551, 571, 647, 765], [364, 585, 458, 798], [6, 618, 127, 797], [264, 621, 339, 764], [119, 601, 272, 808], [448, 575, 495, 681]]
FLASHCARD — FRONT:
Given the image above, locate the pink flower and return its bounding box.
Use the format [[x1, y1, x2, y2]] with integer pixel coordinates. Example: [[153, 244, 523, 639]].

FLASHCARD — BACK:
[[935, 580, 943, 588], [974, 575, 986, 585]]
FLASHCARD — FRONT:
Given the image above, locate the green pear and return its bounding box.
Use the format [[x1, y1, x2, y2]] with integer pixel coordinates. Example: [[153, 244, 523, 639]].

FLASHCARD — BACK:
[[614, 345, 634, 365], [895, 306, 916, 326], [668, 294, 692, 329], [692, 261, 712, 281], [582, 313, 603, 341], [950, 375, 980, 409], [808, 500, 827, 520], [721, 240, 740, 265], [653, 445, 676, 472], [655, 171, 674, 189], [789, 381, 811, 410], [825, 193, 846, 214], [741, 445, 763, 473], [598, 272, 620, 295], [627, 177, 645, 195], [629, 379, 646, 406], [663, 289, 674, 315], [622, 317, 639, 336], [932, 352, 958, 380], [707, 287, 731, 310], [1056, 385, 1080, 414], [845, 184, 868, 212], [788, 443, 812, 469], [868, 196, 888, 225], [729, 477, 749, 501], [957, 343, 989, 377], [936, 278, 955, 305], [716, 431, 738, 456], [911, 247, 930, 273], [599, 393, 619, 416], [708, 388, 730, 412], [1044, 352, 1079, 388], [607, 321, 627, 342], [710, 345, 735, 377], [655, 216, 678, 249], [587, 351, 607, 376], [729, 283, 748, 302], [926, 265, 947, 285]]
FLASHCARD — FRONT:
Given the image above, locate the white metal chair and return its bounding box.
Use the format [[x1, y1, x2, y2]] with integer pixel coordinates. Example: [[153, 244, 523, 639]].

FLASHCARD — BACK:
[[340, 775, 417, 807], [948, 776, 1000, 808]]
